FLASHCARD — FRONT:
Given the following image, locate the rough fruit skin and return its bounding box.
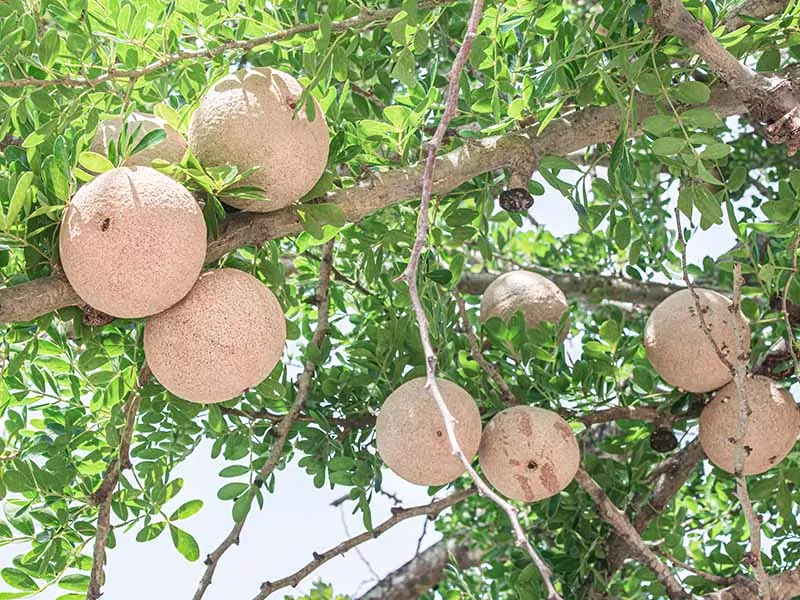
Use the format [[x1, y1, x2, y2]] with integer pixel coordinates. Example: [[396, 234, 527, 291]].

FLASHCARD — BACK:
[[376, 378, 482, 486], [644, 288, 750, 393], [479, 406, 579, 502], [699, 375, 799, 475], [144, 269, 286, 404], [188, 67, 329, 212], [59, 166, 206, 318], [479, 271, 569, 337], [90, 113, 187, 167]]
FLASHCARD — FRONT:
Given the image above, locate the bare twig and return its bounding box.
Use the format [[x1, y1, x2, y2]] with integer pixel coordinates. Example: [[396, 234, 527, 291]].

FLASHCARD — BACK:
[[253, 487, 476, 599], [780, 232, 800, 375], [574, 469, 690, 600], [192, 240, 336, 600], [0, 1, 459, 89], [453, 290, 518, 405], [395, 2, 561, 597], [339, 504, 381, 582], [86, 363, 150, 600], [661, 552, 740, 586]]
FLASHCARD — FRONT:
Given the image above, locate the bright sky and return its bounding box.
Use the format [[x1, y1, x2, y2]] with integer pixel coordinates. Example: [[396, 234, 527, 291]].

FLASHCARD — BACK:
[[1, 168, 741, 599]]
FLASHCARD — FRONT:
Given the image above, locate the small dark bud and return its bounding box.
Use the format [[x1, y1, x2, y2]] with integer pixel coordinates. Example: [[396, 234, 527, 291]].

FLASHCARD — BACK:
[[254, 477, 264, 488], [499, 188, 534, 212], [650, 427, 678, 453]]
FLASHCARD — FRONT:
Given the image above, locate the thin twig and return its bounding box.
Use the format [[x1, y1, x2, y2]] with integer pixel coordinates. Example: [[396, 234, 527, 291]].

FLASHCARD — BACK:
[[0, 1, 459, 89], [731, 264, 768, 584], [675, 211, 766, 587], [574, 469, 690, 600], [339, 504, 381, 582], [453, 290, 518, 405], [253, 487, 475, 598], [86, 363, 150, 600], [394, 1, 561, 598], [192, 240, 336, 600], [350, 84, 388, 110], [781, 232, 800, 375], [661, 552, 739, 586]]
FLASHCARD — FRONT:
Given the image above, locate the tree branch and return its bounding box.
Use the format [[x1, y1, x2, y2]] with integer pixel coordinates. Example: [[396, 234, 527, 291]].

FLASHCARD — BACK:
[[357, 536, 483, 600], [574, 469, 691, 600], [721, 0, 790, 32], [86, 363, 150, 600], [191, 240, 336, 600], [0, 75, 753, 324], [0, 0, 459, 89], [650, 0, 800, 153], [253, 487, 476, 599]]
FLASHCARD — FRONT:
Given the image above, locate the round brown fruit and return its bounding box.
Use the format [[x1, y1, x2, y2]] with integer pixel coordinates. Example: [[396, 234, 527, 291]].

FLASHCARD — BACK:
[[644, 289, 750, 393], [479, 271, 569, 339], [376, 377, 482, 486], [699, 375, 799, 475], [188, 67, 329, 213], [144, 269, 286, 404], [59, 166, 206, 318], [479, 406, 579, 502], [90, 112, 187, 167]]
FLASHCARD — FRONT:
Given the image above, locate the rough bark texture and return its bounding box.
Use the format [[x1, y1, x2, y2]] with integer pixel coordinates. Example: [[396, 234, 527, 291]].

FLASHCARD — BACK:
[[722, 0, 790, 31], [651, 0, 800, 152], [705, 569, 800, 599], [0, 82, 749, 324], [357, 538, 483, 600]]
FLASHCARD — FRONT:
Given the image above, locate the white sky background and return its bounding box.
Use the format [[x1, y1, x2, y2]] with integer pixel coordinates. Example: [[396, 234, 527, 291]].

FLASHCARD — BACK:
[[1, 167, 743, 599]]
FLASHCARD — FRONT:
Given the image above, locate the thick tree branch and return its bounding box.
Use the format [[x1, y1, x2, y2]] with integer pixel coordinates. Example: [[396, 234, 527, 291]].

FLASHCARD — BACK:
[[705, 569, 800, 599], [253, 487, 476, 599], [574, 469, 691, 600], [357, 537, 483, 600], [192, 240, 335, 600], [650, 0, 800, 152], [0, 0, 459, 89], [86, 363, 150, 600], [0, 77, 751, 324], [721, 0, 790, 32]]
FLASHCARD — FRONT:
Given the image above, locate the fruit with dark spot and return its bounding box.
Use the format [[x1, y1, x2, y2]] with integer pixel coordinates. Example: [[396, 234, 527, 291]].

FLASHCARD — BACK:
[[376, 378, 482, 486], [699, 375, 800, 475], [479, 406, 579, 502], [188, 67, 329, 213], [59, 167, 206, 318], [644, 289, 750, 393], [144, 269, 286, 404], [480, 271, 569, 340], [90, 112, 187, 167]]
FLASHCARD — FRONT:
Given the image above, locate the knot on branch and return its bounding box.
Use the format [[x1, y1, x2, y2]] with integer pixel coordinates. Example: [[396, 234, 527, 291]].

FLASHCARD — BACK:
[[748, 78, 800, 155]]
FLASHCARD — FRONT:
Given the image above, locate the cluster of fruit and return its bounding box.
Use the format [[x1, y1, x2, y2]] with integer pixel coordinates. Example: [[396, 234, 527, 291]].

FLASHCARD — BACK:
[[59, 68, 328, 403]]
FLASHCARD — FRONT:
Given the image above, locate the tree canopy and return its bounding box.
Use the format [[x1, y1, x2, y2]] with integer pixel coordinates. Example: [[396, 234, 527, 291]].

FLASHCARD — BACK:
[[1, 0, 800, 598]]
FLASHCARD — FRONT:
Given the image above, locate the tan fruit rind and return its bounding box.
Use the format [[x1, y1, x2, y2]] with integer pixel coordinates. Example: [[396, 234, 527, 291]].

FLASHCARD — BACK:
[[144, 268, 286, 404], [59, 166, 206, 318], [376, 377, 482, 486], [479, 406, 579, 502]]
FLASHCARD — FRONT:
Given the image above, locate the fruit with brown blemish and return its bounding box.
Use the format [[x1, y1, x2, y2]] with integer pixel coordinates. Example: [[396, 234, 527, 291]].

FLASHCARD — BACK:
[[188, 67, 329, 213], [90, 112, 187, 167], [479, 406, 579, 502], [144, 268, 286, 404], [480, 271, 570, 340], [699, 375, 800, 475], [59, 166, 206, 318], [644, 288, 750, 393], [376, 378, 482, 486]]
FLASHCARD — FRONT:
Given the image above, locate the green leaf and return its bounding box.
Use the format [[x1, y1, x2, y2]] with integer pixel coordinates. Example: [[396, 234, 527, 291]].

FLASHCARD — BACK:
[[78, 152, 114, 173], [1, 568, 37, 591], [642, 115, 677, 136], [599, 320, 620, 344], [58, 575, 89, 592], [135, 521, 166, 542], [219, 465, 249, 478], [232, 492, 253, 523], [700, 142, 731, 160], [217, 482, 249, 500], [130, 129, 167, 157], [6, 172, 33, 227], [391, 48, 416, 88], [170, 499, 203, 521], [169, 525, 200, 562], [673, 81, 711, 104], [681, 108, 724, 129], [651, 137, 685, 156]]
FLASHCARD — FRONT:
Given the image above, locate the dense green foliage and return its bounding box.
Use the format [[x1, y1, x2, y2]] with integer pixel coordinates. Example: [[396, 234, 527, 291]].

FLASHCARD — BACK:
[[1, 0, 800, 598]]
